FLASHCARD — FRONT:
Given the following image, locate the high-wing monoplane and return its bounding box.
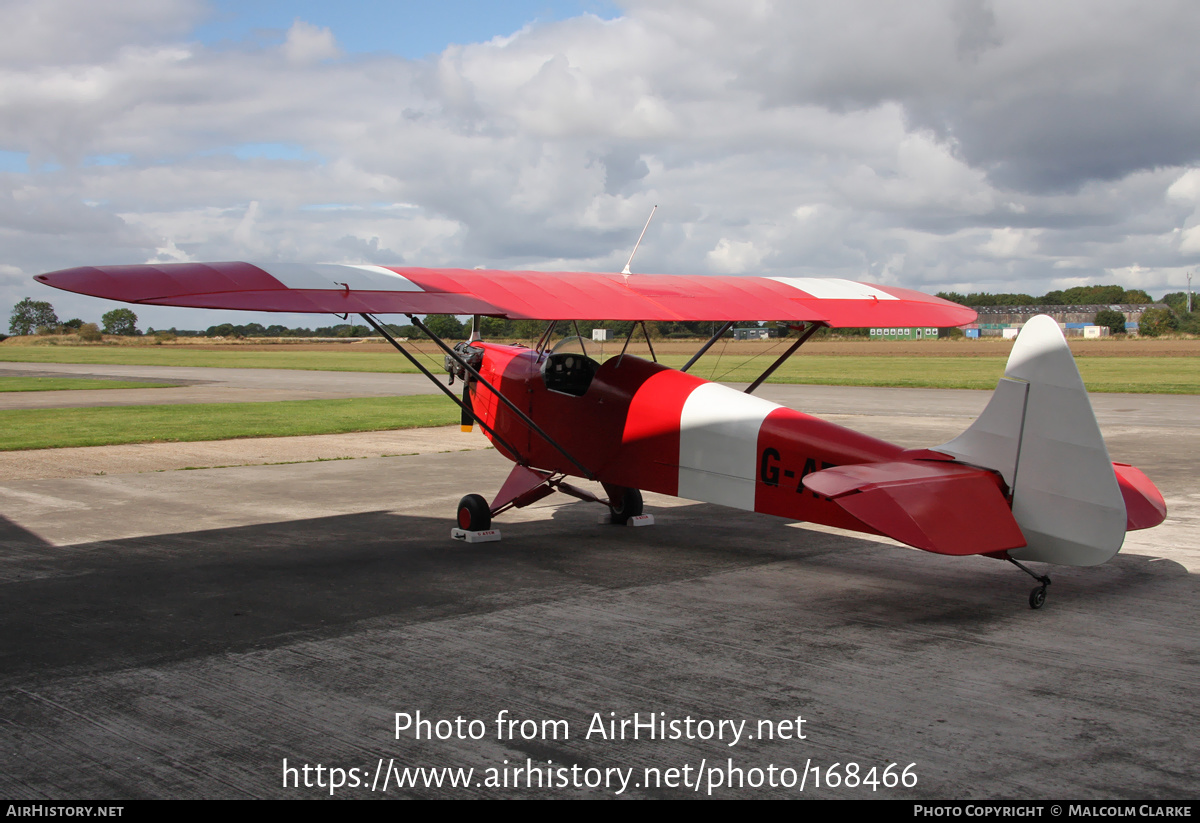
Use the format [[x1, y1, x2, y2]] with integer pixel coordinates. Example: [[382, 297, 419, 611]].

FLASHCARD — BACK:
[[35, 262, 1167, 608]]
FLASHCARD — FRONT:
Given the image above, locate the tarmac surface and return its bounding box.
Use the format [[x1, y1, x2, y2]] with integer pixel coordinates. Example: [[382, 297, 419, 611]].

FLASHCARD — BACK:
[[0, 375, 1196, 799]]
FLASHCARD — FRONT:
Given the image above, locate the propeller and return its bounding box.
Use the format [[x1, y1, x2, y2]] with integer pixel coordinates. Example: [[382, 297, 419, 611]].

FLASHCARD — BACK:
[[461, 381, 475, 432]]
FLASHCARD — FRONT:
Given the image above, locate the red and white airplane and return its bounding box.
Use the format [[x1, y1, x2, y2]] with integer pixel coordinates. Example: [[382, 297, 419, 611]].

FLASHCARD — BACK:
[[36, 262, 1166, 608]]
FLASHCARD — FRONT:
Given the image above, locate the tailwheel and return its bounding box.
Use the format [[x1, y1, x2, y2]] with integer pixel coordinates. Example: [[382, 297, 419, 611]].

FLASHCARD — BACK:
[[607, 487, 643, 525], [457, 494, 491, 531], [1008, 557, 1051, 610]]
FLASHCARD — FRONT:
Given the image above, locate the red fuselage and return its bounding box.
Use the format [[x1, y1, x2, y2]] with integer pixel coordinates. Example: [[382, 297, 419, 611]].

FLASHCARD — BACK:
[[467, 342, 909, 534]]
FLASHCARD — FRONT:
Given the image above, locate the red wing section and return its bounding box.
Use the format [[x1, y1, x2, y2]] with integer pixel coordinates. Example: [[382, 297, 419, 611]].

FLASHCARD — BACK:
[[803, 461, 1026, 556], [36, 262, 976, 328]]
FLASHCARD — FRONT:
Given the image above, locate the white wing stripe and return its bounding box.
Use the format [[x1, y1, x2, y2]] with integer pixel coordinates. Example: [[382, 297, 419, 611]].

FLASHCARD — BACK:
[[259, 262, 425, 292], [769, 277, 897, 301]]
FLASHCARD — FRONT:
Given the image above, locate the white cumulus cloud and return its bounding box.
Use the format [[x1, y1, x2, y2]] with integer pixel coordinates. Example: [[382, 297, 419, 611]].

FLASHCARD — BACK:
[[4, 0, 1200, 327]]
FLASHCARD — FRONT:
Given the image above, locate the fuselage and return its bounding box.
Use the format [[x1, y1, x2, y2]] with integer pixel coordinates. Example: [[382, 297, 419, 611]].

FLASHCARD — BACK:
[[468, 342, 906, 533]]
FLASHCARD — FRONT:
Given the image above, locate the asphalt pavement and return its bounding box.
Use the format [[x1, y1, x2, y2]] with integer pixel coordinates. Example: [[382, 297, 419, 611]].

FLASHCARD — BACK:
[[0, 377, 1195, 799]]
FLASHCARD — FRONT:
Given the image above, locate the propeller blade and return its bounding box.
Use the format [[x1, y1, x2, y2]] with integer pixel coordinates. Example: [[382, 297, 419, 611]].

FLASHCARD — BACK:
[[461, 382, 475, 432]]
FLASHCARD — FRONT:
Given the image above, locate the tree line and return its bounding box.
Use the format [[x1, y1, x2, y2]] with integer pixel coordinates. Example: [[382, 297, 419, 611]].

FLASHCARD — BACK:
[[934, 284, 1154, 307], [9, 283, 1198, 341], [935, 284, 1197, 336], [195, 317, 785, 341], [6, 298, 140, 339]]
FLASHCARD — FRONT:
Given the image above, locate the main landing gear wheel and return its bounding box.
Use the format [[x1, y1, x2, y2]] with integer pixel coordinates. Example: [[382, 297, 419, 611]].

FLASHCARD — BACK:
[[608, 487, 643, 525], [1029, 586, 1048, 610], [457, 494, 491, 531]]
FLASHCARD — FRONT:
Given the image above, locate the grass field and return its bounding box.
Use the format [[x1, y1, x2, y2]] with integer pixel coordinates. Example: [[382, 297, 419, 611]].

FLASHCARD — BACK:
[[0, 345, 422, 372], [0, 337, 1193, 450], [0, 396, 459, 451], [673, 355, 1200, 393], [2, 342, 1196, 393], [0, 376, 175, 392]]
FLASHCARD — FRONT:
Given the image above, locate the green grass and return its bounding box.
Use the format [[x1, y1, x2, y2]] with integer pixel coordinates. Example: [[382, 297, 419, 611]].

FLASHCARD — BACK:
[[2, 344, 1197, 393], [0, 396, 459, 451], [0, 376, 176, 392], [669, 354, 1010, 389], [0, 346, 429, 372], [672, 355, 1200, 394]]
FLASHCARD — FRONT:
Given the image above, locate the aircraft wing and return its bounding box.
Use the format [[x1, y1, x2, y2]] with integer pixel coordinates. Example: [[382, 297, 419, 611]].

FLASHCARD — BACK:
[[36, 262, 976, 327]]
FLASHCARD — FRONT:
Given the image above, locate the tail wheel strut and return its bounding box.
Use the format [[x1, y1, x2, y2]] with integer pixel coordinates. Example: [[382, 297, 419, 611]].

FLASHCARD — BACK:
[[1008, 557, 1052, 609]]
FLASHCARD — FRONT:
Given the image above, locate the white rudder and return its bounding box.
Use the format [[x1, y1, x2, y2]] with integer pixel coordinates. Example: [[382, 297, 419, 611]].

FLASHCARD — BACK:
[[936, 315, 1125, 566]]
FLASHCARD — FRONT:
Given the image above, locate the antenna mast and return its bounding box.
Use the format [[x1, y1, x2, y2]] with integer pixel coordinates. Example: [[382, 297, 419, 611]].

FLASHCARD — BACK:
[[621, 205, 657, 275]]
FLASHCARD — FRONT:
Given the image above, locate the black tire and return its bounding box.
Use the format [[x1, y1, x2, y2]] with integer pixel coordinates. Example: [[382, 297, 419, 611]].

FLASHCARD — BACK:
[[1029, 586, 1047, 610], [457, 494, 491, 531], [608, 487, 643, 525]]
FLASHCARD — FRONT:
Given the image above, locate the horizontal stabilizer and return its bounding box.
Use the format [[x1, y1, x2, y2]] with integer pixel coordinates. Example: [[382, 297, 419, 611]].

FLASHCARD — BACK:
[[1113, 463, 1167, 531], [803, 461, 1026, 556]]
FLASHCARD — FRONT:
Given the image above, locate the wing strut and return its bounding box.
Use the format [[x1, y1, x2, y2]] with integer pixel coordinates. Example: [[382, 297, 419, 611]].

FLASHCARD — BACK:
[[534, 320, 558, 353], [571, 320, 588, 359], [681, 322, 735, 372], [640, 322, 657, 363], [358, 313, 526, 464], [612, 321, 658, 368], [744, 322, 826, 394], [403, 313, 596, 481]]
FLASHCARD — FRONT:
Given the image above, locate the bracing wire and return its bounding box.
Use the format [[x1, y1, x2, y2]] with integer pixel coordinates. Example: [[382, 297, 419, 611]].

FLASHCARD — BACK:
[[709, 335, 789, 384]]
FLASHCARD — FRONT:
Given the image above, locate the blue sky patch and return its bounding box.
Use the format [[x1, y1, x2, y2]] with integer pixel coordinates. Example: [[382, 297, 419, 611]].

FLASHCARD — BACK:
[[231, 143, 312, 161], [193, 0, 620, 59], [0, 151, 30, 173]]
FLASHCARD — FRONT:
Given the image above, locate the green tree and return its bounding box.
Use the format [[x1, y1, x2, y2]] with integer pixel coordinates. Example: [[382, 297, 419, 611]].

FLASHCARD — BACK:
[[1137, 307, 1177, 337], [1161, 292, 1191, 312], [77, 323, 103, 342], [1159, 293, 1199, 333], [1094, 309, 1127, 336], [983, 293, 1038, 306], [101, 308, 139, 336], [479, 317, 512, 338], [421, 314, 467, 339], [9, 298, 58, 335], [1060, 285, 1126, 304]]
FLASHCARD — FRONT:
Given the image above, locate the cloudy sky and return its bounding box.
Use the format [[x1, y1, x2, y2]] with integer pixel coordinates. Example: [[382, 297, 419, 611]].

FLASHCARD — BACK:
[[3, 0, 1199, 330]]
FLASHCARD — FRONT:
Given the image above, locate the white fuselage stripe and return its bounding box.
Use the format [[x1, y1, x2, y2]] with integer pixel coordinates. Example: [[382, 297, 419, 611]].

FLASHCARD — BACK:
[[677, 383, 780, 511]]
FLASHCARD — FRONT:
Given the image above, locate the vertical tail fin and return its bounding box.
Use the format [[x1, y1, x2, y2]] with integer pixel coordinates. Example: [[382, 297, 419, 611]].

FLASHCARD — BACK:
[[935, 316, 1127, 566]]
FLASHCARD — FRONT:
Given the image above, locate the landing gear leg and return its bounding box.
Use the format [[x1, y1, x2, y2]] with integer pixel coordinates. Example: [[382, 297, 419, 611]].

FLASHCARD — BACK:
[[1008, 557, 1051, 609], [455, 466, 653, 540]]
